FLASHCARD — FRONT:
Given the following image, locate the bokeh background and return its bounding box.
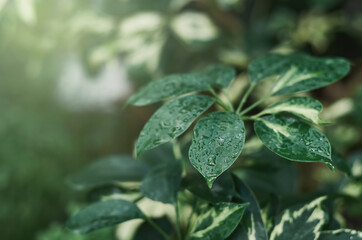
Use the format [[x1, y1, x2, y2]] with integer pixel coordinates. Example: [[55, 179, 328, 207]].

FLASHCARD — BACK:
[[0, 0, 362, 239]]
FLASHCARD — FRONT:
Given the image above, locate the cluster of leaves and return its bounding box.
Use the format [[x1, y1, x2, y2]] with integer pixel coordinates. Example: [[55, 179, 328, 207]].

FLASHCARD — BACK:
[[65, 52, 362, 239]]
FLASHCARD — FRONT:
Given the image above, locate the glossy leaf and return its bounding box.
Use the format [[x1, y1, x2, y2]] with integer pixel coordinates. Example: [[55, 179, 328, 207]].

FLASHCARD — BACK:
[[228, 177, 268, 240], [189, 202, 248, 240], [317, 229, 362, 240], [257, 97, 325, 125], [67, 155, 149, 190], [66, 199, 144, 234], [141, 160, 182, 203], [248, 53, 350, 95], [254, 115, 332, 166], [189, 112, 245, 187], [183, 171, 236, 203], [127, 65, 235, 106], [270, 196, 328, 240], [137, 95, 215, 157]]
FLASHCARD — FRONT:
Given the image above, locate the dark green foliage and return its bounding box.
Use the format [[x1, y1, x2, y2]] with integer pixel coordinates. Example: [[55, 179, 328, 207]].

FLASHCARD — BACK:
[[64, 52, 361, 240]]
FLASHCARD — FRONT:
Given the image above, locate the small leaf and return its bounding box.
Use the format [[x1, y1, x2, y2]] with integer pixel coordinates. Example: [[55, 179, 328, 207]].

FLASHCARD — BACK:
[[201, 64, 236, 89], [248, 53, 350, 95], [128, 65, 235, 106], [189, 112, 245, 187], [317, 229, 362, 240], [270, 196, 328, 240], [67, 155, 149, 190], [190, 202, 248, 240], [141, 160, 182, 203], [133, 217, 173, 240], [331, 148, 352, 176], [184, 171, 236, 203], [137, 95, 215, 157], [254, 115, 332, 166], [66, 199, 144, 234], [228, 176, 268, 240], [257, 97, 325, 125]]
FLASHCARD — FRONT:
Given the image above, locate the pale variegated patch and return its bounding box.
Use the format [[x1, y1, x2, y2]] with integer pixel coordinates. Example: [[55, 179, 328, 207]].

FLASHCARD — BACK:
[[257, 97, 325, 125], [270, 196, 328, 240], [317, 229, 362, 240], [190, 202, 248, 240]]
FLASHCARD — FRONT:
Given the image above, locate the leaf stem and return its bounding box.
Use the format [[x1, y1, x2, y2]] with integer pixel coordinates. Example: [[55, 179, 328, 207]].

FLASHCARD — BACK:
[[242, 116, 258, 121], [172, 139, 187, 172], [240, 95, 270, 116], [222, 89, 235, 111], [236, 83, 256, 113], [209, 88, 233, 112], [175, 195, 182, 240], [144, 215, 171, 240]]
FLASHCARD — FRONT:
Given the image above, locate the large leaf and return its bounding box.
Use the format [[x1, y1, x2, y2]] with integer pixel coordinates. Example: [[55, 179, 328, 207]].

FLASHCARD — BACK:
[[141, 160, 182, 203], [183, 171, 236, 203], [189, 112, 245, 187], [67, 155, 149, 190], [248, 53, 350, 95], [189, 202, 248, 240], [270, 196, 328, 240], [66, 199, 144, 234], [254, 115, 332, 166], [317, 229, 362, 240], [257, 97, 325, 125], [228, 177, 268, 240], [127, 64, 235, 106], [137, 95, 215, 157]]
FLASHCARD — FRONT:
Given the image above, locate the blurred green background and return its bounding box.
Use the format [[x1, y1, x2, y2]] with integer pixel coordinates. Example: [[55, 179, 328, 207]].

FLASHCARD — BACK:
[[0, 0, 361, 239]]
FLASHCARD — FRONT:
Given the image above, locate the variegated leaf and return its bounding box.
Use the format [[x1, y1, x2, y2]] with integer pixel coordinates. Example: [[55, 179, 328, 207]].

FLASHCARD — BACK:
[[317, 229, 362, 240], [228, 177, 268, 240], [127, 64, 235, 106], [254, 115, 332, 166], [190, 202, 248, 240], [248, 53, 350, 96], [257, 97, 325, 125], [270, 196, 328, 240]]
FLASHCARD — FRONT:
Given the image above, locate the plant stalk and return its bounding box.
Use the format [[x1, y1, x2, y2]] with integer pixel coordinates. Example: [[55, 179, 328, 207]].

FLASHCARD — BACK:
[[144, 215, 171, 240], [236, 83, 256, 113], [240, 95, 270, 116], [175, 196, 182, 240]]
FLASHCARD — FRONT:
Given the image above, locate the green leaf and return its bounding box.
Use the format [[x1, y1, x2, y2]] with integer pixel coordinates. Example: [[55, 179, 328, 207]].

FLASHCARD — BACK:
[[66, 199, 144, 234], [141, 160, 182, 203], [67, 155, 149, 190], [137, 95, 215, 157], [189, 202, 249, 240], [189, 112, 245, 187], [202, 64, 236, 89], [331, 148, 352, 176], [228, 176, 268, 240], [257, 97, 325, 125], [133, 217, 173, 240], [317, 229, 362, 240], [127, 64, 235, 106], [248, 53, 350, 95], [254, 115, 332, 166], [183, 171, 236, 203], [270, 196, 328, 240]]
